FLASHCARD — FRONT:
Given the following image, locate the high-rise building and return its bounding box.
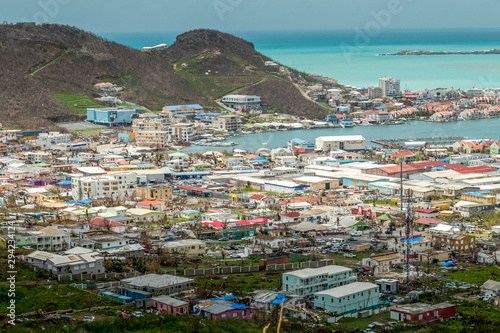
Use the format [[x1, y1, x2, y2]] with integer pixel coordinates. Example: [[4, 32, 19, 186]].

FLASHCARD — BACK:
[[378, 77, 400, 97], [368, 86, 383, 99]]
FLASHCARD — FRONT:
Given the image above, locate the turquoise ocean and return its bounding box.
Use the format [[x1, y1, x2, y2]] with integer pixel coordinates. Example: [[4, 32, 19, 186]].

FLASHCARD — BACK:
[[100, 28, 500, 91]]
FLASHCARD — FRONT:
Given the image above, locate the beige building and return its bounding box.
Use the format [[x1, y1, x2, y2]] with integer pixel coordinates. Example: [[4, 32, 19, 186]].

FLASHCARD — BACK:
[[136, 185, 173, 202], [133, 118, 171, 149], [162, 105, 202, 117], [293, 176, 339, 190], [213, 115, 242, 132], [368, 86, 383, 99]]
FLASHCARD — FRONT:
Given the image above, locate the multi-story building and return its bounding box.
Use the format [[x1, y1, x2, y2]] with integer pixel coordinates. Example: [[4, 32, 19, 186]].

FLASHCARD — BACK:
[[87, 107, 140, 127], [25, 152, 51, 163], [315, 135, 366, 151], [213, 115, 242, 132], [460, 191, 497, 205], [135, 185, 173, 202], [221, 95, 262, 111], [364, 110, 390, 124], [282, 265, 357, 298], [314, 282, 380, 319], [27, 132, 71, 149], [432, 234, 476, 253], [168, 124, 200, 142], [24, 247, 105, 276], [71, 172, 136, 200], [162, 104, 203, 118], [379, 77, 400, 97], [368, 86, 383, 99], [133, 118, 171, 149], [18, 226, 71, 251]]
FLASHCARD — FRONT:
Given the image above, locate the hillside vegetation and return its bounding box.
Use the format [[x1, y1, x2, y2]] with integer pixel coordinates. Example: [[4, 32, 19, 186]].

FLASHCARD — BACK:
[[0, 23, 329, 128]]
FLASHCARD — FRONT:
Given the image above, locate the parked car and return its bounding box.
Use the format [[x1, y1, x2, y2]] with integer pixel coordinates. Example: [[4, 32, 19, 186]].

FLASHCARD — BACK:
[[444, 282, 457, 289], [347, 237, 357, 241], [218, 237, 229, 242], [132, 311, 143, 318], [370, 238, 380, 243], [350, 231, 362, 237], [392, 297, 404, 304], [344, 253, 356, 258], [84, 316, 95, 322], [229, 253, 241, 258]]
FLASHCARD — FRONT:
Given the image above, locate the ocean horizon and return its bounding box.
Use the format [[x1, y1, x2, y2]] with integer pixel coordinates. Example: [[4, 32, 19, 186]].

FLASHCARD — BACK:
[[99, 28, 500, 91]]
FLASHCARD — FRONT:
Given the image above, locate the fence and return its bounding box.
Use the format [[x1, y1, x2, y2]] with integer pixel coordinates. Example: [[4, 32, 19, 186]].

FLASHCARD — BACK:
[[266, 259, 334, 271], [183, 259, 335, 276], [184, 266, 259, 276]]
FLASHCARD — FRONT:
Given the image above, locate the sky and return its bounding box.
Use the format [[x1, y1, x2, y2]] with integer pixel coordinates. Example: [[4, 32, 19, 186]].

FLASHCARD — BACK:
[[1, 0, 500, 34]]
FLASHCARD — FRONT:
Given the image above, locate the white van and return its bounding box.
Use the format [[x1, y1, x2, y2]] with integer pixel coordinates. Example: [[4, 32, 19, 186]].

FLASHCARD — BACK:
[[350, 230, 363, 237], [330, 238, 345, 243]]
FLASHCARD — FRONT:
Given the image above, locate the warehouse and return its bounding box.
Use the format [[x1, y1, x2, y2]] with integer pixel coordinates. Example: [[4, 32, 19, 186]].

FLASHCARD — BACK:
[[315, 135, 366, 152]]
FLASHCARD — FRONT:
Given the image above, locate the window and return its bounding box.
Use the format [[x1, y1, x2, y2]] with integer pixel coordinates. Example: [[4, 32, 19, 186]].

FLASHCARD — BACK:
[[419, 314, 423, 320], [89, 263, 95, 268], [233, 313, 238, 318]]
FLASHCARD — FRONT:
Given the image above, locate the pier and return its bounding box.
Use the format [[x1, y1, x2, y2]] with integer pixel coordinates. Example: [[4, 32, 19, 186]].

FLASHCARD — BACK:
[[371, 136, 467, 149]]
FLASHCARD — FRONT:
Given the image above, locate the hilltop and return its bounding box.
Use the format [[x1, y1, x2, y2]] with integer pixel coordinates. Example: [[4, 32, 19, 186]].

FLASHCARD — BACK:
[[0, 23, 328, 128]]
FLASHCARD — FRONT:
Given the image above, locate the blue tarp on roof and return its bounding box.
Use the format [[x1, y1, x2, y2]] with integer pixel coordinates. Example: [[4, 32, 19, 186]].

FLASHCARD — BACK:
[[269, 294, 288, 304], [442, 261, 455, 267], [64, 201, 78, 204], [230, 303, 250, 309], [57, 181, 71, 185], [79, 199, 93, 204]]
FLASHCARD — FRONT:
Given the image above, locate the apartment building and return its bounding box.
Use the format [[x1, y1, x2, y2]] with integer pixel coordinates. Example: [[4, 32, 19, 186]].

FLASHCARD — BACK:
[[314, 282, 380, 318], [135, 185, 173, 202], [221, 95, 262, 111], [213, 115, 242, 132], [24, 247, 105, 275], [282, 265, 357, 298], [25, 151, 51, 163], [432, 233, 476, 253], [71, 172, 136, 200], [368, 86, 383, 99], [169, 124, 200, 142], [133, 118, 172, 148], [379, 77, 400, 97]]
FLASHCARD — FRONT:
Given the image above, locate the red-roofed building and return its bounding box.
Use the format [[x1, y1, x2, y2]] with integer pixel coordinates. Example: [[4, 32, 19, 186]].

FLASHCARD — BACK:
[[136, 198, 165, 211], [455, 165, 497, 174], [414, 208, 440, 218], [89, 218, 127, 233], [249, 194, 277, 206], [414, 217, 443, 226], [280, 211, 301, 223]]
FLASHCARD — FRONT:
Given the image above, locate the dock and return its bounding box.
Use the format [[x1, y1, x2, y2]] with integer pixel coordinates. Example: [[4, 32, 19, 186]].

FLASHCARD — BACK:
[[372, 136, 467, 149]]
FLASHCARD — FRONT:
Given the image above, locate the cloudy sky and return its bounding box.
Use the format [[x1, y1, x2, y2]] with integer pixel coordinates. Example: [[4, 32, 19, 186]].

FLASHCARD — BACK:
[[2, 0, 499, 33]]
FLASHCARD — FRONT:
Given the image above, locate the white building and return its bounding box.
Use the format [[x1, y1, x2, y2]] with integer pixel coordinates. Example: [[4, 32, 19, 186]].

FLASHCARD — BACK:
[[314, 282, 380, 320], [315, 135, 366, 152], [379, 77, 400, 97], [72, 172, 136, 200], [27, 132, 71, 149], [221, 95, 262, 111], [283, 265, 357, 298]]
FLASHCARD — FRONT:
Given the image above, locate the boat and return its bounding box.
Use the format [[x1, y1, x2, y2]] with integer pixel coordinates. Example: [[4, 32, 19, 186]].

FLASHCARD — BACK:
[[359, 120, 373, 126], [262, 134, 273, 145]]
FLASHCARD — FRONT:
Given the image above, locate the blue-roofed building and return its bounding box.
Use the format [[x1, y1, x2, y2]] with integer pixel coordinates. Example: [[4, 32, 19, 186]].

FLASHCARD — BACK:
[[87, 107, 140, 127], [163, 104, 203, 118]]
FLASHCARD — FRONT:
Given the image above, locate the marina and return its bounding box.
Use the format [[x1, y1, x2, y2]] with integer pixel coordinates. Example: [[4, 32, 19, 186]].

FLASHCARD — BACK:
[[181, 117, 500, 153]]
